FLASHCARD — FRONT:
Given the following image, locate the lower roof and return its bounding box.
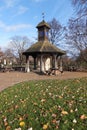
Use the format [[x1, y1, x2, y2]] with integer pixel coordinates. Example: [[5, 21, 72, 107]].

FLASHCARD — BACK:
[[23, 40, 65, 56]]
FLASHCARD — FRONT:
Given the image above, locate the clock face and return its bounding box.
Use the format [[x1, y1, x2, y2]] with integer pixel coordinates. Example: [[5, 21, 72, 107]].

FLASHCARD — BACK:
[[39, 31, 44, 37]]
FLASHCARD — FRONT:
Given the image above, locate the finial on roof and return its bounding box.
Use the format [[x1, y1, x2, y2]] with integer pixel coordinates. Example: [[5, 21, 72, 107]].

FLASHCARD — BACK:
[[42, 12, 45, 20]]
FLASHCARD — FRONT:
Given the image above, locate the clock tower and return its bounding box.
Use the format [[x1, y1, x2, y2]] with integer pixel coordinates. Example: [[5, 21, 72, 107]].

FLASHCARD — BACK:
[[23, 17, 65, 74], [36, 20, 50, 41]]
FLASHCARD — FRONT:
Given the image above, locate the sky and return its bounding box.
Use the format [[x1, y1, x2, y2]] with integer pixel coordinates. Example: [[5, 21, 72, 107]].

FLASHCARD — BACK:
[[0, 0, 74, 49]]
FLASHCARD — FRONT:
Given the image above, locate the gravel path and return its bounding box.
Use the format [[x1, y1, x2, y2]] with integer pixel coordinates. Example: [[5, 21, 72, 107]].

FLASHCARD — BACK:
[[0, 71, 87, 92]]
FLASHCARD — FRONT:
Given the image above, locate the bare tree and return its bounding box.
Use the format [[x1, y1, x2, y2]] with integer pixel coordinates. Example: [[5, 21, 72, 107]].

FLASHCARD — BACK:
[[76, 48, 87, 64], [0, 48, 4, 59], [48, 18, 66, 45], [66, 18, 87, 59], [9, 36, 31, 65], [4, 48, 15, 58], [72, 0, 87, 17]]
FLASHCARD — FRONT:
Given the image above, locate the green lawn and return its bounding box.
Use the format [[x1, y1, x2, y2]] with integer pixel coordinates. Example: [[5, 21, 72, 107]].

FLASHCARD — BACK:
[[0, 78, 87, 130]]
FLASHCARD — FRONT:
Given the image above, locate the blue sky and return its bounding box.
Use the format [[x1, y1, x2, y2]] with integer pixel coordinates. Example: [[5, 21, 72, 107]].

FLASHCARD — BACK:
[[0, 0, 74, 48]]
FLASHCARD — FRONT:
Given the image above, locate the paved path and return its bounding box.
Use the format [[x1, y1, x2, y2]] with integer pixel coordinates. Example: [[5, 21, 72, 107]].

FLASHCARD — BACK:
[[0, 71, 87, 92]]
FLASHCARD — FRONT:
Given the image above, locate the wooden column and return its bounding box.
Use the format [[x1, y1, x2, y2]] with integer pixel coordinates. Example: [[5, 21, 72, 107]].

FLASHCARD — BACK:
[[40, 55, 43, 72], [25, 55, 30, 72], [54, 54, 59, 75], [56, 55, 59, 69], [34, 57, 37, 70], [54, 54, 57, 69], [60, 56, 63, 72]]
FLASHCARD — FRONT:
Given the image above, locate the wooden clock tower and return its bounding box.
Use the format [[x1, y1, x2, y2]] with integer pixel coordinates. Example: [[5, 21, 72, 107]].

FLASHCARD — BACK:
[[36, 20, 50, 41], [23, 18, 65, 74]]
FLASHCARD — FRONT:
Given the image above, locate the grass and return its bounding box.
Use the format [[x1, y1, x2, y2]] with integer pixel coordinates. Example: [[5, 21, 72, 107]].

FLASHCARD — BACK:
[[0, 77, 87, 130]]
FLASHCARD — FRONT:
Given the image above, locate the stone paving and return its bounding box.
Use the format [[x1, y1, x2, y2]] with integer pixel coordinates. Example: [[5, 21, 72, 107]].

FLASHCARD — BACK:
[[0, 71, 87, 92]]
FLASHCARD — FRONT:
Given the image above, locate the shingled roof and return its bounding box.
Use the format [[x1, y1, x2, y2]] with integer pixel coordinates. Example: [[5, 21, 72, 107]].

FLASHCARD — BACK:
[[23, 20, 66, 56], [23, 41, 65, 55], [36, 20, 50, 29]]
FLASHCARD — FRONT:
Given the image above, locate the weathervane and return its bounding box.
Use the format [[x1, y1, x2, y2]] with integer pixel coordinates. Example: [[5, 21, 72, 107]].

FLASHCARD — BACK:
[[42, 12, 45, 20]]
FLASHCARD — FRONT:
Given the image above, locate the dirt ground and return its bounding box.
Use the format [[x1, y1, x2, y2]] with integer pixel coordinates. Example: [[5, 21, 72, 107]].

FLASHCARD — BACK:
[[0, 71, 87, 92]]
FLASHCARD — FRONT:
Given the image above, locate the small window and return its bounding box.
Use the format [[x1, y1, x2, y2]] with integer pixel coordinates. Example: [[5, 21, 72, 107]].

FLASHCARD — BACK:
[[39, 31, 44, 37]]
